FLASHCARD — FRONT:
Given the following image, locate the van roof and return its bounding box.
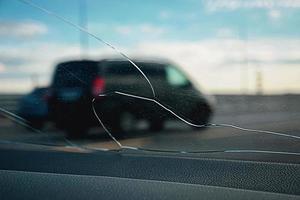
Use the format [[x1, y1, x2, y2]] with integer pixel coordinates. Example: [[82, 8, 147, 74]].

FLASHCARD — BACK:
[[57, 60, 97, 66], [55, 57, 172, 69], [100, 57, 171, 65]]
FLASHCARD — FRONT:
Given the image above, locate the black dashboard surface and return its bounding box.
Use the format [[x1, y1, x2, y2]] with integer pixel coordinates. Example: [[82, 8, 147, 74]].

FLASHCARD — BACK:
[[1, 169, 298, 200], [0, 146, 299, 197]]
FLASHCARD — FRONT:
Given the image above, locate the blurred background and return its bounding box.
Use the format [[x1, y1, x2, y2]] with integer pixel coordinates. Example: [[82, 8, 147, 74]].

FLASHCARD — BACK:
[[0, 0, 300, 152], [1, 0, 300, 94]]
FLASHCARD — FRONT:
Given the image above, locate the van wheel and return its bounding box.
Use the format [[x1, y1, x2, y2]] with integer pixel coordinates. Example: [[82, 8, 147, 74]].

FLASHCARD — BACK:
[[119, 112, 136, 133], [108, 111, 136, 138], [65, 124, 88, 139], [149, 119, 164, 132], [190, 103, 212, 129], [27, 119, 44, 130]]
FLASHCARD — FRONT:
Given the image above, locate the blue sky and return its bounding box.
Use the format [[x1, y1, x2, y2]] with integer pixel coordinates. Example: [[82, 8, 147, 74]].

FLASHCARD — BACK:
[[1, 0, 299, 44], [0, 0, 300, 93]]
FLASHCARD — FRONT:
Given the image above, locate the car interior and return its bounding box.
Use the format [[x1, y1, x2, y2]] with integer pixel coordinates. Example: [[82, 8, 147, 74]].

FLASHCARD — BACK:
[[1, 0, 300, 199]]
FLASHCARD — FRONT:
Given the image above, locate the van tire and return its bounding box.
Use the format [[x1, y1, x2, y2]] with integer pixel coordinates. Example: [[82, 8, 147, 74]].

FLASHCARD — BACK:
[[190, 103, 212, 129], [65, 124, 88, 139], [149, 119, 164, 132], [106, 111, 136, 139]]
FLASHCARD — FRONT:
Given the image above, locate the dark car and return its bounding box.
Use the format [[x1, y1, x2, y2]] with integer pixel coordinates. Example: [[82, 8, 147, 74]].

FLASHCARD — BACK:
[[17, 87, 49, 129], [48, 58, 214, 137]]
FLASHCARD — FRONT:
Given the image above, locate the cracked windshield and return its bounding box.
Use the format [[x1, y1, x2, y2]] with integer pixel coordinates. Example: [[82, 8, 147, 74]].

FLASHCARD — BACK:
[[1, 0, 300, 159]]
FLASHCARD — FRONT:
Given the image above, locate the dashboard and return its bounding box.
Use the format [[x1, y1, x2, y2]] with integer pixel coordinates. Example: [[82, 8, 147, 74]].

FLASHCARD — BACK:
[[0, 145, 299, 199]]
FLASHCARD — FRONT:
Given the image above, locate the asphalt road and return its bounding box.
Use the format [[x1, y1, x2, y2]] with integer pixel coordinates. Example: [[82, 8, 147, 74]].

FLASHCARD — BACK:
[[1, 111, 300, 157]]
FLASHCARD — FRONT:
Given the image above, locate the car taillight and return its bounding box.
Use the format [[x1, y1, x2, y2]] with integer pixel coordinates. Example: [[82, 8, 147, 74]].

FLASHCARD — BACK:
[[92, 77, 105, 97]]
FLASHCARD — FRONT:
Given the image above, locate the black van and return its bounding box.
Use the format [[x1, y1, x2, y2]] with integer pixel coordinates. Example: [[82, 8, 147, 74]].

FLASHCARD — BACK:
[[48, 58, 214, 137]]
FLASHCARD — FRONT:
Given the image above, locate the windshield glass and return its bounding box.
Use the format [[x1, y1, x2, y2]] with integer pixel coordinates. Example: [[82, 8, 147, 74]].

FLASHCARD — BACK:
[[0, 0, 300, 162]]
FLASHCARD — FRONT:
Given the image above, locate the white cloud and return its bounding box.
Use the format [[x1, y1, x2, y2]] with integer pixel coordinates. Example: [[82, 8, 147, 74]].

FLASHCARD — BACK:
[[0, 42, 117, 75], [0, 21, 48, 39], [90, 23, 167, 39], [0, 44, 78, 73], [114, 26, 132, 35], [216, 28, 236, 38], [113, 24, 167, 38], [158, 10, 198, 21], [132, 39, 300, 68], [268, 9, 282, 20], [139, 24, 166, 35], [0, 63, 6, 73], [205, 0, 300, 12], [1, 39, 300, 94], [128, 39, 300, 93], [0, 42, 115, 93], [159, 11, 172, 20]]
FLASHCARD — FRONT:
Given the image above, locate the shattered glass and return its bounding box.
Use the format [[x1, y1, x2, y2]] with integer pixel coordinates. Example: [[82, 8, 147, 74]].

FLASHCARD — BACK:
[[0, 0, 300, 160]]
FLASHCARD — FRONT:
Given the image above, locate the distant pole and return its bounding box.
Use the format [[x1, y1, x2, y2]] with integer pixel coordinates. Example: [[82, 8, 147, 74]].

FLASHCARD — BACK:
[[256, 69, 263, 95], [239, 17, 249, 95], [79, 0, 89, 57]]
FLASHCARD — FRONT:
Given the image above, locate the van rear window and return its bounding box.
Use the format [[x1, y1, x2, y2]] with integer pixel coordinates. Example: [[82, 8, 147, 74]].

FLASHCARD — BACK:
[[52, 61, 98, 87]]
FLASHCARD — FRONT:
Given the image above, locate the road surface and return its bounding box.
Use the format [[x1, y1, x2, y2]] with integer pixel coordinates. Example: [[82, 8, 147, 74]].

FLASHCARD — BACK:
[[1, 111, 300, 157]]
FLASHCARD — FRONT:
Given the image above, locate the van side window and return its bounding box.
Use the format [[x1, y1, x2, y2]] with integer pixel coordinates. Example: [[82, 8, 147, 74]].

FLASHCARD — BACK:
[[166, 65, 190, 87], [105, 62, 166, 78]]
